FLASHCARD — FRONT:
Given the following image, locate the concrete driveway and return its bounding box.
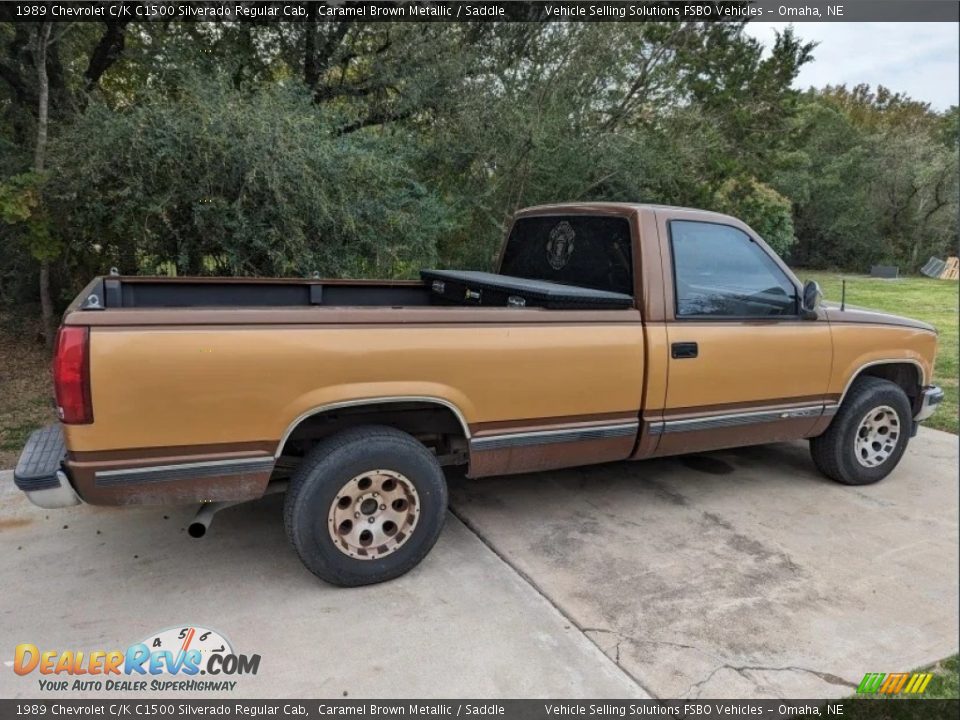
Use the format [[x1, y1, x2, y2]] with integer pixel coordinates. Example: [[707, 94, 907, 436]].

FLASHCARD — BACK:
[[1, 427, 956, 699], [0, 476, 639, 698], [450, 427, 959, 698]]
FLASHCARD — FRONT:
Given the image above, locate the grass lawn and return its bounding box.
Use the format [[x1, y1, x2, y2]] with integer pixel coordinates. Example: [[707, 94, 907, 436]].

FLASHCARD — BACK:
[[797, 271, 959, 436], [922, 655, 960, 699]]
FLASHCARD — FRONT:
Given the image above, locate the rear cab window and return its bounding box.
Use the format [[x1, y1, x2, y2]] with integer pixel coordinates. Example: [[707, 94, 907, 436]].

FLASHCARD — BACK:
[[500, 215, 634, 296]]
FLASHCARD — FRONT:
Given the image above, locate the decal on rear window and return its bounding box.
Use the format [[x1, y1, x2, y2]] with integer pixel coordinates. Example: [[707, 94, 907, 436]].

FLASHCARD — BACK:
[[500, 215, 633, 296], [546, 221, 576, 270]]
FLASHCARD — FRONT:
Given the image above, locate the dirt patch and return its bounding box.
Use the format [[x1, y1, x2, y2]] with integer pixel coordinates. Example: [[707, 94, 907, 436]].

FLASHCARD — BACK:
[[0, 315, 56, 469]]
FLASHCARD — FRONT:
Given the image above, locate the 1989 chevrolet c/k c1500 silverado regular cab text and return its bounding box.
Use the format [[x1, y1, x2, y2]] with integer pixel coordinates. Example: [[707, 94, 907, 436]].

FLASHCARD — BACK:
[[14, 203, 944, 586]]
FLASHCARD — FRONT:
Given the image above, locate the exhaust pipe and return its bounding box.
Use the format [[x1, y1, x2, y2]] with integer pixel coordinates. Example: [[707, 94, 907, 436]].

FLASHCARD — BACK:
[[188, 501, 236, 538], [188, 480, 289, 539]]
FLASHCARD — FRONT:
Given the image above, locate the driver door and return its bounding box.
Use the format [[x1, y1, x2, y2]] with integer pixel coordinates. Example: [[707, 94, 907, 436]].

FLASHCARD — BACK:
[[653, 212, 834, 456]]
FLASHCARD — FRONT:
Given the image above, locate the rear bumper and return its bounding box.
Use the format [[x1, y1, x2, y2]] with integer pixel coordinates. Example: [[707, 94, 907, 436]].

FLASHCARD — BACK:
[[914, 385, 944, 423], [13, 424, 81, 509]]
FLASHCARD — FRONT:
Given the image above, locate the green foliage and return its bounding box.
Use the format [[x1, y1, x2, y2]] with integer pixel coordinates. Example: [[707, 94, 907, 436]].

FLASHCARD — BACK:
[[414, 23, 809, 267], [0, 20, 957, 312], [0, 172, 58, 265], [47, 76, 453, 281], [712, 178, 795, 256], [0, 172, 40, 224], [775, 87, 958, 271]]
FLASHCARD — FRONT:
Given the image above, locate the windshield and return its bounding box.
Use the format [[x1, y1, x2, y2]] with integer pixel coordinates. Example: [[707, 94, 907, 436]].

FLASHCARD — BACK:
[[499, 215, 633, 296]]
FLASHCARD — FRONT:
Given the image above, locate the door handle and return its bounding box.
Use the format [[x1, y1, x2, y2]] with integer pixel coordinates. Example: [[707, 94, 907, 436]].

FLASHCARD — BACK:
[[671, 342, 698, 359]]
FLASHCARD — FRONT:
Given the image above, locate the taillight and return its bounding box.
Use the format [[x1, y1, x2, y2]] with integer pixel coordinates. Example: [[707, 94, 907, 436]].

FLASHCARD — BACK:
[[53, 326, 93, 424]]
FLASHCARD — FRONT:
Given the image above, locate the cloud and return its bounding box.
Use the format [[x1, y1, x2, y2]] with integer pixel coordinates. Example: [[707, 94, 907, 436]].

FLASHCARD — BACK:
[[743, 22, 959, 110]]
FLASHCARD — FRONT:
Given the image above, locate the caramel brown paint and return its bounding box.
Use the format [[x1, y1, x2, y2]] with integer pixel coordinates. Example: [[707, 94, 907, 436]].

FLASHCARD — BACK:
[[49, 203, 939, 505]]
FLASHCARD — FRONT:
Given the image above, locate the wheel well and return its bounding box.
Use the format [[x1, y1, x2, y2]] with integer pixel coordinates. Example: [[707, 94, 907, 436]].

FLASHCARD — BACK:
[[275, 401, 470, 473], [849, 363, 923, 414]]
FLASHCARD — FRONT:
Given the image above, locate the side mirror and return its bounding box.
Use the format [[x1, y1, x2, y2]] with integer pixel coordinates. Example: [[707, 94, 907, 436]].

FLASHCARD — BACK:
[[801, 280, 822, 320]]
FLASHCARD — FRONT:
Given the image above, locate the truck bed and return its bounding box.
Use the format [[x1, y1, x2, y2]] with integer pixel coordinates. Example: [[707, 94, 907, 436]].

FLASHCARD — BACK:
[[80, 276, 433, 309], [75, 273, 632, 311]]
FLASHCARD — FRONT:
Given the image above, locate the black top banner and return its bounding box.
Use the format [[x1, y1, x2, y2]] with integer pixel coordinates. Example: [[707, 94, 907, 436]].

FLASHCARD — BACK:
[[3, 0, 959, 23]]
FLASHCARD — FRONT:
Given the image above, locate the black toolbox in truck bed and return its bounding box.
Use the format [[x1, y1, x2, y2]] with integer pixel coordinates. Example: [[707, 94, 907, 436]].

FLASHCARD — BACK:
[[420, 269, 633, 310]]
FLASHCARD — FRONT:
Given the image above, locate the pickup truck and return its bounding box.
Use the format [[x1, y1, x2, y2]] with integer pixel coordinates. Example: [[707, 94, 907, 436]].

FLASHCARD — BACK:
[[14, 203, 943, 586]]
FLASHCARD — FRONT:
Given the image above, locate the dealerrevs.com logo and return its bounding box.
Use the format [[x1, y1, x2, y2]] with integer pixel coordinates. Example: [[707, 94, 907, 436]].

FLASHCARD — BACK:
[[12, 626, 260, 693]]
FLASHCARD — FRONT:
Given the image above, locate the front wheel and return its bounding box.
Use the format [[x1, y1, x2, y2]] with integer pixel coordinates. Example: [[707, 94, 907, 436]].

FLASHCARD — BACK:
[[284, 425, 448, 586], [810, 376, 913, 485]]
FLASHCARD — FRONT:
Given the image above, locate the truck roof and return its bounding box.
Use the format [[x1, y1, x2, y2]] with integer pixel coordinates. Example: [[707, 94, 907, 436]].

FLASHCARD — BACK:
[[516, 202, 737, 223]]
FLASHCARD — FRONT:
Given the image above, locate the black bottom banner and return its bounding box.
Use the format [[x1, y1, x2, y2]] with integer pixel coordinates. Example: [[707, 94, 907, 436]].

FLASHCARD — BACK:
[[0, 700, 958, 720]]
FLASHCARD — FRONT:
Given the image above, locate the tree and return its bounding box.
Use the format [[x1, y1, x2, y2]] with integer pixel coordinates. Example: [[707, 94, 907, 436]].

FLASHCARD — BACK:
[[3, 18, 952, 323], [32, 21, 53, 347], [47, 75, 454, 282], [776, 87, 958, 271], [712, 178, 795, 256], [0, 15, 132, 339]]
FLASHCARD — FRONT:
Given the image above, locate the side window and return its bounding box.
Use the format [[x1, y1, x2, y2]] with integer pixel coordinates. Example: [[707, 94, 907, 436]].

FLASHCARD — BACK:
[[669, 221, 797, 318]]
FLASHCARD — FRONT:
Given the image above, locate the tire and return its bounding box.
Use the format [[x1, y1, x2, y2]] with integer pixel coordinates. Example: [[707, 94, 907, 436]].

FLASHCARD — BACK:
[[810, 376, 913, 485], [284, 425, 448, 587]]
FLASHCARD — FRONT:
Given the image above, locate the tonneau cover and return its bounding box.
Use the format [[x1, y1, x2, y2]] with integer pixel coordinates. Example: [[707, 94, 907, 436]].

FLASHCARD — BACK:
[[420, 269, 633, 310]]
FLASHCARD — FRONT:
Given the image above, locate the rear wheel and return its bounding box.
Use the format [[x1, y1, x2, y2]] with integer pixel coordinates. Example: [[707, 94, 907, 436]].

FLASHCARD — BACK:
[[284, 425, 448, 586], [810, 376, 912, 485]]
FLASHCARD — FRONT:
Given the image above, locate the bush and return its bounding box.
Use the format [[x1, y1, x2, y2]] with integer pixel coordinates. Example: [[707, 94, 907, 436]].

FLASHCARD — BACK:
[[711, 177, 796, 256], [46, 76, 455, 281]]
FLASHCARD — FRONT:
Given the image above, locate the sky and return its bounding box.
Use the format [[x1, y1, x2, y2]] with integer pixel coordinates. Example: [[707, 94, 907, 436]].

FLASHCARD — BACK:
[[743, 22, 960, 111]]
